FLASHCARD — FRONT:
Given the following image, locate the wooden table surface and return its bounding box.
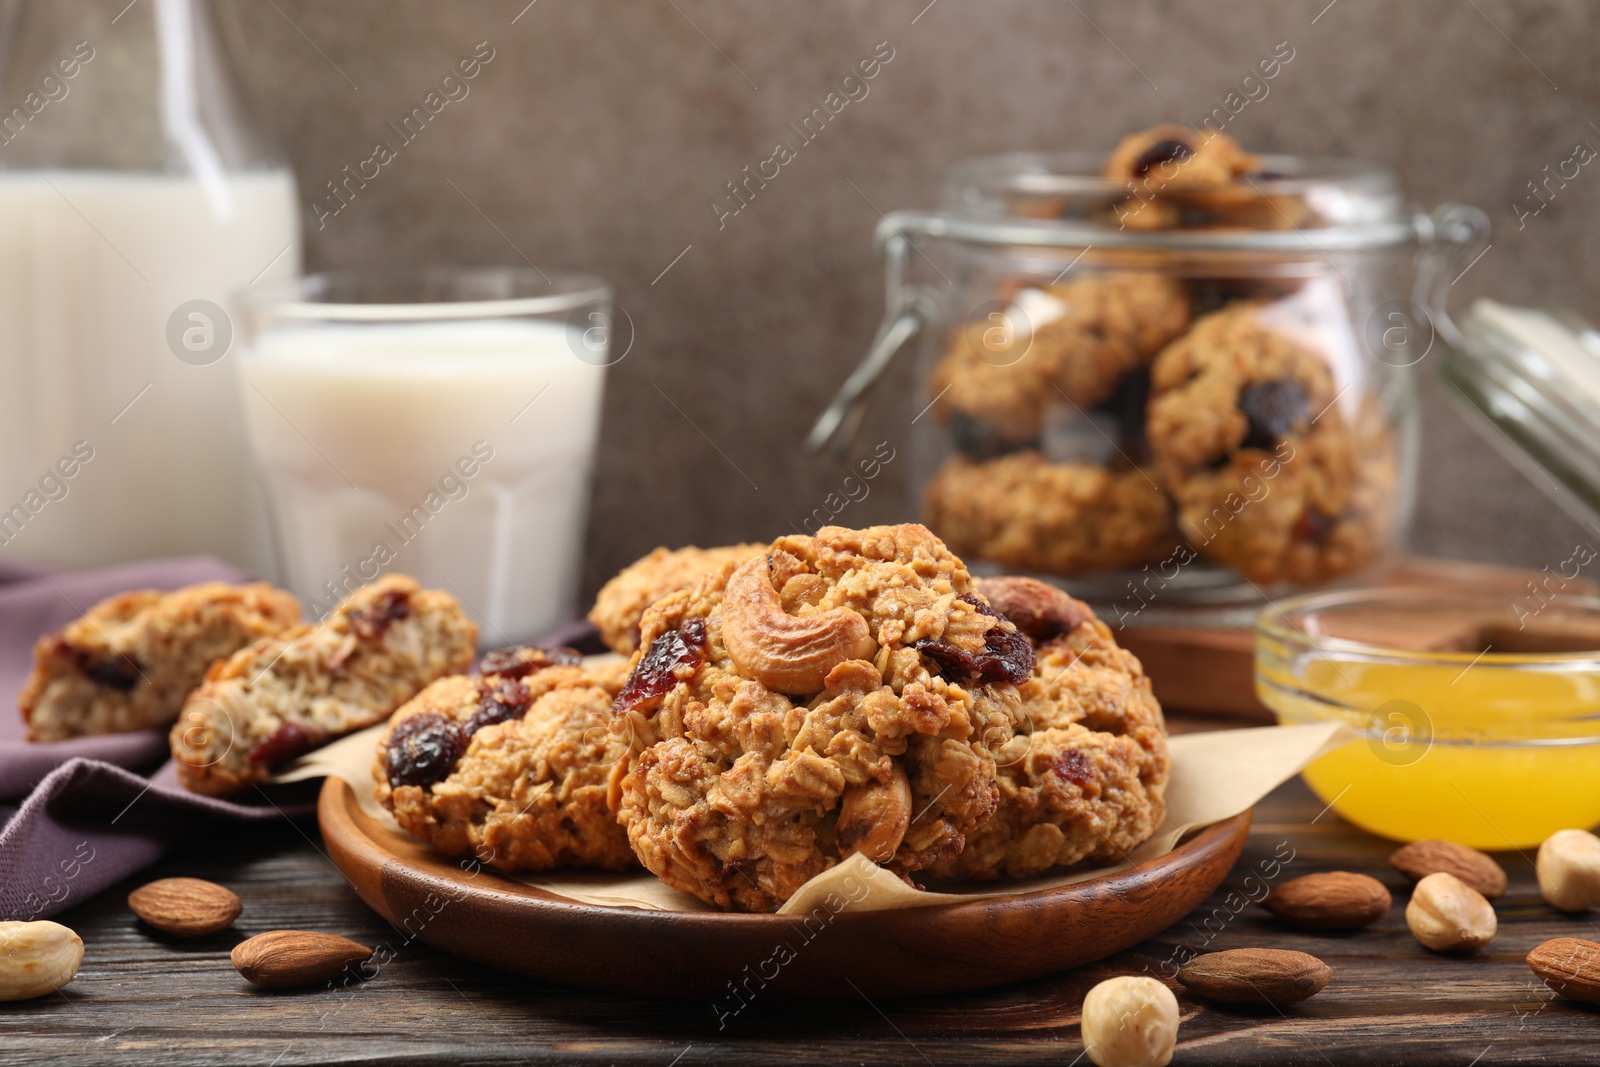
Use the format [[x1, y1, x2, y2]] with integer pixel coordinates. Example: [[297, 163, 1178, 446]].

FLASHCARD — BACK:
[[4, 716, 1598, 1066]]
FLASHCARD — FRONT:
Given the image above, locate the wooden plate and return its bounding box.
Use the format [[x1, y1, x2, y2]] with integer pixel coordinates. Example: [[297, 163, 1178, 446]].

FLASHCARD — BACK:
[[319, 776, 1250, 999]]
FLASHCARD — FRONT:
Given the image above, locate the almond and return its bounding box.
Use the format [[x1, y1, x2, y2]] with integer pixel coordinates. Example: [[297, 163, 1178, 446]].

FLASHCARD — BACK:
[[1260, 871, 1391, 930], [231, 930, 372, 988], [1389, 839, 1507, 899], [1177, 948, 1331, 1006], [128, 877, 242, 937], [1526, 937, 1600, 1005]]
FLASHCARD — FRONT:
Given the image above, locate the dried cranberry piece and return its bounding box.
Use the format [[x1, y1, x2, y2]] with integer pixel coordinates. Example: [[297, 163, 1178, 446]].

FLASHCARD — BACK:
[[465, 677, 533, 736], [1294, 507, 1337, 543], [479, 646, 582, 678], [384, 712, 466, 787], [615, 617, 708, 716], [914, 594, 1036, 687], [1051, 748, 1095, 787], [1238, 380, 1309, 450], [247, 720, 327, 769], [478, 647, 531, 676], [350, 588, 412, 641], [84, 652, 141, 691], [1133, 138, 1193, 176]]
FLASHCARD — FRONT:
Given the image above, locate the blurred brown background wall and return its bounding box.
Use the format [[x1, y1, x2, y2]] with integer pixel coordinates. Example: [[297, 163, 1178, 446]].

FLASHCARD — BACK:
[[219, 0, 1600, 597]]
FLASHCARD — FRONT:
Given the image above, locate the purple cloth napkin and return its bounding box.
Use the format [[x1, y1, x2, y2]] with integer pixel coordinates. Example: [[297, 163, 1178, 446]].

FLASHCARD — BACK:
[[0, 557, 607, 922], [0, 556, 302, 921]]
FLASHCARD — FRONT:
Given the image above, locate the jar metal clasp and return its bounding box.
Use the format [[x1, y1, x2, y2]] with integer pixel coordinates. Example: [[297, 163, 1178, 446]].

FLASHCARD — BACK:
[[806, 214, 940, 455]]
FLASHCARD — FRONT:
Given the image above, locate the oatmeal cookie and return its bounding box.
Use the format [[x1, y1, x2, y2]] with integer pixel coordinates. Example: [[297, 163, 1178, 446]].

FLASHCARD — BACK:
[[1104, 125, 1267, 232], [928, 319, 1053, 450], [931, 274, 1190, 448], [375, 648, 636, 872], [924, 452, 1178, 575], [1036, 273, 1191, 409], [590, 543, 765, 654], [1147, 301, 1391, 583], [926, 577, 1168, 881], [608, 524, 1032, 911], [171, 575, 477, 798], [20, 582, 301, 742], [1104, 124, 1260, 191]]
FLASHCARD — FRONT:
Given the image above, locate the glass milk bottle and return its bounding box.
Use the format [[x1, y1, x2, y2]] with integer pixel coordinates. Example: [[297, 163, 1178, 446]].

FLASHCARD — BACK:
[[0, 0, 299, 574]]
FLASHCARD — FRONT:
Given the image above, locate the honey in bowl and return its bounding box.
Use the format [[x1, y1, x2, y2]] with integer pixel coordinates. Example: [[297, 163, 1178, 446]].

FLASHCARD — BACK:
[[1255, 588, 1600, 849]]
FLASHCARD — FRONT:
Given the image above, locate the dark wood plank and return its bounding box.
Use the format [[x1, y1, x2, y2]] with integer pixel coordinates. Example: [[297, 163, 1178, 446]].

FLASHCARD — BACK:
[[3, 717, 1597, 1066]]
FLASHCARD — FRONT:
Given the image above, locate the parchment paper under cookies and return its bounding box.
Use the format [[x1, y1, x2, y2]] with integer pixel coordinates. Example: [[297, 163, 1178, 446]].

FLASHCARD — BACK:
[[281, 718, 1357, 915]]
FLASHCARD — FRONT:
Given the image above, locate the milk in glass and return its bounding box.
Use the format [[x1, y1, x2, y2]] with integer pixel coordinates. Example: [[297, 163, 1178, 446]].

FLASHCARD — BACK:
[[239, 318, 605, 644]]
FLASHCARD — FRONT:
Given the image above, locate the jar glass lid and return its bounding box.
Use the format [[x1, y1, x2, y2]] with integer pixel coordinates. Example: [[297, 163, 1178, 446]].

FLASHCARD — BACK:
[[942, 151, 1404, 229], [1444, 300, 1600, 529], [904, 151, 1416, 253]]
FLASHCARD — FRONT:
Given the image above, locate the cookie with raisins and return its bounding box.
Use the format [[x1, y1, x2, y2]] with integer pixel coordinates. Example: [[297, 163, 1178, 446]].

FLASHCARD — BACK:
[[374, 648, 636, 872], [21, 581, 300, 741], [170, 575, 477, 797], [608, 524, 1032, 911], [928, 273, 1190, 449], [925, 578, 1169, 881], [1146, 300, 1396, 584], [923, 452, 1179, 576]]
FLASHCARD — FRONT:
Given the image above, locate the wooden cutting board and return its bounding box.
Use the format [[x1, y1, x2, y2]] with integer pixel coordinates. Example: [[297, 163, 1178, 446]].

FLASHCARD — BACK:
[[1114, 556, 1597, 722]]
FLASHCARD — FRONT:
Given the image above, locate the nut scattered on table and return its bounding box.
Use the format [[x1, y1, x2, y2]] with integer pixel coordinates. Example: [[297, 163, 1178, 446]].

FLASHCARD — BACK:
[[1536, 828, 1600, 913], [1389, 839, 1507, 900], [231, 930, 373, 989], [1080, 975, 1179, 1067], [1526, 937, 1600, 1005], [1259, 871, 1391, 930], [0, 920, 84, 1001], [1176, 947, 1332, 1006], [1405, 872, 1497, 953], [128, 877, 242, 937]]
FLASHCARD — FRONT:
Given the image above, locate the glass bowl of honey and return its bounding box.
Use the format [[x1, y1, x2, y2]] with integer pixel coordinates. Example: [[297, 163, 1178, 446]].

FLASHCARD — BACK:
[[1255, 586, 1600, 848]]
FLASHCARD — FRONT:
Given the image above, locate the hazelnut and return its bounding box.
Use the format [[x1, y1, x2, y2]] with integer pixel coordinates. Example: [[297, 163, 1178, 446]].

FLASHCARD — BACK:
[[1405, 872, 1497, 953], [1536, 828, 1600, 913], [0, 921, 83, 1001], [1080, 975, 1179, 1067]]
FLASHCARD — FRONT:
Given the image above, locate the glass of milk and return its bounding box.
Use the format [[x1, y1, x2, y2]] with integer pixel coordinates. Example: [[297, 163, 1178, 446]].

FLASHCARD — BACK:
[[235, 268, 615, 646]]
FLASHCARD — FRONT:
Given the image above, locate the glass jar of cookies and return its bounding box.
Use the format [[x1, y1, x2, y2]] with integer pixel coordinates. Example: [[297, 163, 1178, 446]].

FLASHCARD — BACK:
[[810, 126, 1488, 616]]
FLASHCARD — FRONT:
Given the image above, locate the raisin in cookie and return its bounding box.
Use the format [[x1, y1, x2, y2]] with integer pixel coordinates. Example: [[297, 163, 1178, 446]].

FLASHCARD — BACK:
[[589, 543, 765, 654], [924, 452, 1178, 575], [375, 647, 636, 872], [608, 524, 1032, 911], [1147, 301, 1391, 583], [19, 582, 301, 742], [171, 575, 477, 797], [926, 578, 1168, 881]]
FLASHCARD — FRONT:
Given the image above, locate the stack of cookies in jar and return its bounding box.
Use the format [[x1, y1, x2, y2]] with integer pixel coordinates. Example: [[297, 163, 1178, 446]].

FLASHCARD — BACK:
[[922, 125, 1399, 589]]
